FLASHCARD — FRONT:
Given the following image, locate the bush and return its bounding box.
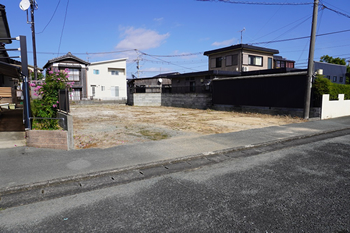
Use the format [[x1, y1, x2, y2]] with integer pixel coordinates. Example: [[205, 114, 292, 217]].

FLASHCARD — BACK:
[[30, 69, 74, 130], [313, 75, 350, 102]]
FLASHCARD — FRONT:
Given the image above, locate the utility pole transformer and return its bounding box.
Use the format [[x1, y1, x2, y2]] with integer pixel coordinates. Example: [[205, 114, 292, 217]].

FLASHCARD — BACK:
[[304, 0, 319, 119]]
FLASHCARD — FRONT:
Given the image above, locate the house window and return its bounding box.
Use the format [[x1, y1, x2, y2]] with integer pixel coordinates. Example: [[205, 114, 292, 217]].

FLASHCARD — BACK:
[[190, 81, 196, 92], [101, 86, 105, 91], [93, 69, 99, 75], [67, 68, 80, 81], [333, 76, 337, 82], [268, 58, 272, 69], [226, 54, 238, 66], [340, 77, 343, 83], [326, 75, 331, 80], [70, 88, 81, 101], [248, 55, 263, 66], [226, 55, 232, 66], [286, 62, 294, 68], [111, 86, 119, 97], [215, 57, 222, 68], [111, 70, 119, 75]]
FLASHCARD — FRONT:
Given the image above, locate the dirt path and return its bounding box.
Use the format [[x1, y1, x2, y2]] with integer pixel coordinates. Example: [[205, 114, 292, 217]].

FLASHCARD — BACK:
[[71, 105, 306, 149]]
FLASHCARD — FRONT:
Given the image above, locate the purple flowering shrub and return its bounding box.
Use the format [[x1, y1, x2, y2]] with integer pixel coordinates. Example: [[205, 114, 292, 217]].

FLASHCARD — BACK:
[[31, 68, 74, 130]]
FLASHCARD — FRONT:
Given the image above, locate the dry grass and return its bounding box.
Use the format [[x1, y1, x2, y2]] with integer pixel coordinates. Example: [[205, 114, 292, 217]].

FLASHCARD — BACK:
[[71, 105, 306, 149]]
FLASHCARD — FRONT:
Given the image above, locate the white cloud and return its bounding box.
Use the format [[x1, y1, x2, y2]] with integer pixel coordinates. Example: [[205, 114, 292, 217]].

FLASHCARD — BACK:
[[116, 27, 170, 51], [212, 38, 237, 47], [153, 17, 164, 22]]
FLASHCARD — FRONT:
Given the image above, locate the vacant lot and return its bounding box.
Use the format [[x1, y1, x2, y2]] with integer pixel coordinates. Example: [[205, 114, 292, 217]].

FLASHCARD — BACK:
[[71, 105, 306, 149]]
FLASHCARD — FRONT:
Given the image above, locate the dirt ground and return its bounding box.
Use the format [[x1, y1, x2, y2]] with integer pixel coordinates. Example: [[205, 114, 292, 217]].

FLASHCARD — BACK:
[[71, 105, 306, 149]]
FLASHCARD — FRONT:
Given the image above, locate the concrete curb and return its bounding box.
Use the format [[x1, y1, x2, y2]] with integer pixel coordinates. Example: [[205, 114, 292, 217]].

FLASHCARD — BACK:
[[1, 127, 350, 209]]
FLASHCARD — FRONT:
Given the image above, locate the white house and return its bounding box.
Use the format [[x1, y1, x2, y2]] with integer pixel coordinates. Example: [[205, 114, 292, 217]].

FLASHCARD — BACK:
[[87, 58, 127, 101]]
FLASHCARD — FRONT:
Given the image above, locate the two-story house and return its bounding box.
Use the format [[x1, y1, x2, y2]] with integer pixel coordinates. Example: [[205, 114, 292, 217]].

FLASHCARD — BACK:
[[43, 52, 90, 101], [87, 58, 127, 101], [314, 61, 347, 84], [203, 44, 279, 72]]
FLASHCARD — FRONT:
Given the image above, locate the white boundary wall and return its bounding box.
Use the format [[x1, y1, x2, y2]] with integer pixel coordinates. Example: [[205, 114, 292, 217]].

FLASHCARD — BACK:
[[321, 94, 350, 119]]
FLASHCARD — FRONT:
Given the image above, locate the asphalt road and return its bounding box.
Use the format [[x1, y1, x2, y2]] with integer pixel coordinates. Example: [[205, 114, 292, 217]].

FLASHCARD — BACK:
[[1, 133, 350, 232]]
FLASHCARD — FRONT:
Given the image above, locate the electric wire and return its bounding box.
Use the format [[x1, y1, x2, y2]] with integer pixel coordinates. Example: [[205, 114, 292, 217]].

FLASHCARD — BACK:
[[138, 50, 201, 72], [321, 4, 350, 19], [321, 1, 350, 15], [250, 29, 350, 45], [36, 0, 61, 34], [250, 0, 287, 42], [264, 14, 312, 45], [250, 13, 312, 42], [196, 0, 313, 6], [296, 6, 324, 63], [57, 0, 69, 56]]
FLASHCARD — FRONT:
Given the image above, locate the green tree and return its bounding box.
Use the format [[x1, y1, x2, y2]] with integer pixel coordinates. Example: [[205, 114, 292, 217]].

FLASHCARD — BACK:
[[319, 55, 346, 65], [320, 55, 350, 84]]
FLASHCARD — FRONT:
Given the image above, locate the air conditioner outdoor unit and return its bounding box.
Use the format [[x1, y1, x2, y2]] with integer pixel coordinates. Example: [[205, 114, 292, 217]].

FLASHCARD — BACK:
[[242, 67, 249, 72]]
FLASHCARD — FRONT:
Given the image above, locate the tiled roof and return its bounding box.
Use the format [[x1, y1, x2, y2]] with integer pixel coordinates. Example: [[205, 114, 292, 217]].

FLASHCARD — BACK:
[[43, 52, 89, 69]]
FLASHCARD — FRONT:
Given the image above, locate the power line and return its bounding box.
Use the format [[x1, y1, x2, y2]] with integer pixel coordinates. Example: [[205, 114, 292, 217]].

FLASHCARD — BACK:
[[36, 0, 61, 34], [196, 0, 313, 6], [57, 0, 69, 56], [141, 52, 203, 57], [264, 12, 313, 45], [138, 50, 201, 72], [321, 0, 350, 15], [250, 29, 350, 45], [321, 4, 350, 19], [249, 14, 312, 43]]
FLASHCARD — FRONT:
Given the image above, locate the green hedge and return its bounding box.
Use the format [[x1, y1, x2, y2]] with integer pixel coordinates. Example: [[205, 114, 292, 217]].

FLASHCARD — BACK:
[[313, 76, 350, 100]]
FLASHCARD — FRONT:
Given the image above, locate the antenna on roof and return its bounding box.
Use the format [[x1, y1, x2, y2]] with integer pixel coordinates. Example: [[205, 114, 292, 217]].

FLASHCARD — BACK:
[[239, 28, 245, 44]]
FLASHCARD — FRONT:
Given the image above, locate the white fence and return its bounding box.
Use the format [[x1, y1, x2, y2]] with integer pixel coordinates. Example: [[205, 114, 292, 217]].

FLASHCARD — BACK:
[[321, 94, 350, 119]]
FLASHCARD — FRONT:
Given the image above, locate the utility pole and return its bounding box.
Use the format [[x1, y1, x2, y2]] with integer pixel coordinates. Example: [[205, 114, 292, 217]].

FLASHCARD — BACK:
[[30, 0, 38, 80], [304, 0, 319, 119], [20, 0, 38, 80], [135, 52, 142, 79]]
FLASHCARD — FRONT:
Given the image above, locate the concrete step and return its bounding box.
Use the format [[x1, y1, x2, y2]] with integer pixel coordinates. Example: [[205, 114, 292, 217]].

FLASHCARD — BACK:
[[0, 132, 26, 149]]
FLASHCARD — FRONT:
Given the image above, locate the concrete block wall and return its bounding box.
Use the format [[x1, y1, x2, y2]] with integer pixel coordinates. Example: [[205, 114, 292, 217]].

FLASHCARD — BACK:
[[134, 93, 161, 106], [26, 130, 69, 150], [161, 93, 212, 109]]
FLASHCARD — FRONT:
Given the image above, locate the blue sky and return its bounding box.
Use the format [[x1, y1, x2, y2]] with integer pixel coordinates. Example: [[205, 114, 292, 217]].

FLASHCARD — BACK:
[[3, 0, 350, 78]]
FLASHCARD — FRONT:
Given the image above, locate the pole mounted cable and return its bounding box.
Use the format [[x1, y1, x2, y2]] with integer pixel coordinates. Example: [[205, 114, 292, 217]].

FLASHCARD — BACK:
[[36, 0, 61, 34], [57, 0, 69, 56], [321, 4, 350, 19]]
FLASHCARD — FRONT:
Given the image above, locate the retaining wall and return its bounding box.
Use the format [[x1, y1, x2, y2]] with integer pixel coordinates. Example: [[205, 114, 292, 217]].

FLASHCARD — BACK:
[[26, 130, 69, 150], [26, 113, 74, 150]]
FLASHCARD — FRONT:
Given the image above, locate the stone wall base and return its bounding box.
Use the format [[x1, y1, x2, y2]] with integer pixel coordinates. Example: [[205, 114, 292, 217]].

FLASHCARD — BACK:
[[213, 105, 321, 118], [26, 130, 70, 150]]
